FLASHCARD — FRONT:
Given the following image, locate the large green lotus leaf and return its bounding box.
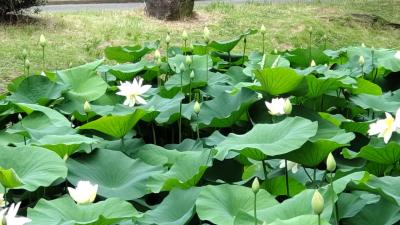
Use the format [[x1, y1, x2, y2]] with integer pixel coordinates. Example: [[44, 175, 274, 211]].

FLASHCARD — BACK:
[[342, 138, 400, 165], [268, 215, 331, 225], [264, 176, 305, 197], [254, 67, 304, 95], [79, 108, 146, 138], [285, 48, 331, 68], [67, 149, 164, 200], [337, 192, 380, 219], [0, 146, 67, 191], [128, 144, 183, 167], [17, 103, 70, 127], [208, 29, 257, 53], [305, 75, 343, 98], [375, 49, 400, 72], [33, 134, 96, 158], [341, 120, 370, 135], [351, 173, 400, 206], [138, 188, 200, 225], [28, 196, 138, 225], [196, 88, 257, 128], [168, 54, 213, 73], [351, 78, 382, 95], [102, 60, 157, 81], [104, 42, 158, 63], [341, 198, 400, 225], [350, 93, 399, 114], [57, 60, 107, 101], [147, 149, 212, 193], [0, 168, 24, 189], [196, 184, 279, 225], [281, 118, 355, 167], [8, 75, 64, 105], [216, 117, 317, 160]]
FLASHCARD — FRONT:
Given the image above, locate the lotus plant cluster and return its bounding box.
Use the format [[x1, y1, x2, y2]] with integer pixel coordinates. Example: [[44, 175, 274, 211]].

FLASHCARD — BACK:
[[0, 26, 399, 225]]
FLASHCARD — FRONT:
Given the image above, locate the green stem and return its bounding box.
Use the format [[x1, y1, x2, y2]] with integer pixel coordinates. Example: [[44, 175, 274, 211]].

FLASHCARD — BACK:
[[330, 172, 339, 225], [120, 137, 125, 152], [262, 34, 265, 55], [262, 160, 268, 180], [318, 214, 321, 225], [184, 40, 187, 55], [42, 46, 45, 71], [179, 71, 183, 143], [303, 167, 313, 182], [196, 114, 200, 140], [152, 123, 157, 145], [254, 193, 258, 225], [206, 44, 209, 81], [309, 32, 312, 63], [285, 160, 290, 197], [189, 80, 192, 102], [242, 37, 247, 66], [313, 168, 317, 182]]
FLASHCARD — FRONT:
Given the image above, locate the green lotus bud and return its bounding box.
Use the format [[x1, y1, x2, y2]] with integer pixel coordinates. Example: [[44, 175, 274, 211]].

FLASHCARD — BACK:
[[39, 34, 46, 47], [358, 55, 365, 66], [71, 115, 75, 121], [25, 59, 30, 69], [283, 98, 292, 115], [203, 26, 210, 43], [182, 30, 188, 41], [179, 62, 185, 72], [84, 101, 91, 113], [260, 24, 266, 34], [395, 51, 400, 60], [165, 34, 171, 44], [262, 222, 267, 225], [273, 49, 278, 54], [194, 101, 201, 114], [154, 49, 161, 59], [252, 177, 260, 194], [185, 55, 192, 65], [190, 71, 195, 79], [326, 153, 336, 172], [323, 34, 327, 40], [22, 49, 28, 59], [156, 58, 162, 66], [18, 113, 22, 120], [310, 60, 316, 67], [308, 26, 313, 33], [311, 190, 324, 215], [361, 43, 366, 48]]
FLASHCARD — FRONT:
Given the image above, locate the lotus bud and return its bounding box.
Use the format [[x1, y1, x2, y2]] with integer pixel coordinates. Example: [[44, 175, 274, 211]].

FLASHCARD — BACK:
[[179, 62, 185, 72], [251, 177, 260, 194], [63, 154, 69, 161], [262, 222, 267, 225], [273, 49, 278, 54], [154, 49, 161, 59], [39, 34, 46, 47], [194, 101, 201, 114], [260, 24, 266, 35], [156, 58, 162, 66], [307, 26, 313, 33], [165, 34, 171, 44], [182, 30, 188, 41], [18, 113, 22, 120], [185, 55, 192, 66], [22, 49, 28, 59], [311, 190, 324, 215], [283, 98, 292, 115], [310, 60, 316, 67], [68, 181, 98, 204], [25, 59, 30, 69], [190, 70, 195, 79], [394, 51, 400, 60], [203, 26, 210, 43], [358, 55, 365, 66], [361, 43, 366, 47], [323, 34, 327, 40], [326, 153, 336, 172], [71, 115, 75, 121], [84, 101, 91, 113]]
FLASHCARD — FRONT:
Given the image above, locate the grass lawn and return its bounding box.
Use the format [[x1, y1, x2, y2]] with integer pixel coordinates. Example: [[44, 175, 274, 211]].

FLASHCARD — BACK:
[[0, 0, 399, 92]]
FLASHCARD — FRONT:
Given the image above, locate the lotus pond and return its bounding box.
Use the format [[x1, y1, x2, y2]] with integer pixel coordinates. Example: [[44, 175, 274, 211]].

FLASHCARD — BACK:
[[0, 27, 400, 225]]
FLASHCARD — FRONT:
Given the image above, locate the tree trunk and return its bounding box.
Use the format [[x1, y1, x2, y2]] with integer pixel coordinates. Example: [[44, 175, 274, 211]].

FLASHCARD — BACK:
[[144, 0, 194, 21]]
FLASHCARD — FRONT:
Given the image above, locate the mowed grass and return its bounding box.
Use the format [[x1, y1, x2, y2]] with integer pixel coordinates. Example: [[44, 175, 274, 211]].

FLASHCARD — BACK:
[[0, 0, 399, 92]]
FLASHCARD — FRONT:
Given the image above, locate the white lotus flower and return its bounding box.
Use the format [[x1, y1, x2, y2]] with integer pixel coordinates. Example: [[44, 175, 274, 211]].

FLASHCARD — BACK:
[[68, 181, 98, 204], [116, 77, 151, 107], [394, 51, 400, 60], [3, 202, 32, 225], [265, 98, 291, 116], [279, 160, 299, 173], [0, 193, 4, 207], [368, 108, 400, 144]]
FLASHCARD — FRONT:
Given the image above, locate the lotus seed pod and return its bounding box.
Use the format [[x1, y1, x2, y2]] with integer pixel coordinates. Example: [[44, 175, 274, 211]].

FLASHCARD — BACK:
[[179, 63, 185, 72], [22, 49, 28, 59], [310, 60, 316, 67], [182, 30, 188, 41], [283, 98, 292, 115], [186, 55, 192, 65], [326, 153, 336, 172], [203, 26, 210, 43], [39, 34, 46, 47], [260, 24, 266, 34], [311, 190, 324, 215], [190, 71, 195, 79], [194, 101, 201, 114], [154, 49, 161, 59], [359, 55, 365, 66], [252, 177, 260, 194], [165, 34, 171, 44], [84, 101, 91, 113]]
